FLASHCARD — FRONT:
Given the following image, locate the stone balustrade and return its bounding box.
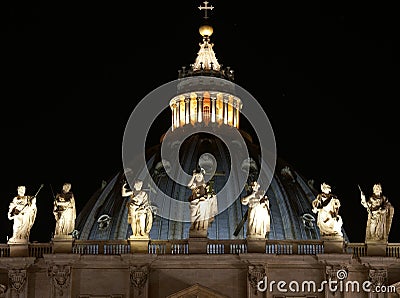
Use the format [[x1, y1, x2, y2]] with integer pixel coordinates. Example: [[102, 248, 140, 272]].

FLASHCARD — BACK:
[[1, 240, 399, 258]]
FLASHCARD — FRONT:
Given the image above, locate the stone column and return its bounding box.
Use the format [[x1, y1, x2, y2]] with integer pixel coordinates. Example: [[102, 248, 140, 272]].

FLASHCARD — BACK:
[[197, 97, 203, 123], [129, 265, 149, 298], [223, 98, 228, 125], [184, 97, 190, 125], [171, 102, 176, 130], [211, 97, 216, 123]]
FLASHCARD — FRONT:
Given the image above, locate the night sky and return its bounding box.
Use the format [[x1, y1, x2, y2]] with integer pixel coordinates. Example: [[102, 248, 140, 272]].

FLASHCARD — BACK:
[[1, 1, 397, 243]]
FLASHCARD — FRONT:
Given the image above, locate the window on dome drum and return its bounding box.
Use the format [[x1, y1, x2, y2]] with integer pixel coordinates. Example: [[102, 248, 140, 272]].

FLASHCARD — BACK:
[[203, 105, 210, 124]]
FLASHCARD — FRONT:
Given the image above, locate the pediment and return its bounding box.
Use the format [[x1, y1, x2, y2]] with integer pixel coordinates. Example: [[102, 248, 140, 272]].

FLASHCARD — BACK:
[[167, 283, 228, 298]]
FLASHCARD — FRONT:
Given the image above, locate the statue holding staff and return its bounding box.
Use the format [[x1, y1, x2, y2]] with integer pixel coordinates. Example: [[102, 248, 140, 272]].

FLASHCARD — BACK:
[[240, 181, 270, 239], [360, 183, 394, 241], [8, 184, 43, 242]]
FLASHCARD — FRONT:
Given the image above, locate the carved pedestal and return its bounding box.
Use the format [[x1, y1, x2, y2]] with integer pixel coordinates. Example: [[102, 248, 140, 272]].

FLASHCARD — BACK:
[[188, 237, 208, 254], [366, 240, 387, 256], [322, 235, 344, 253], [246, 238, 266, 253], [128, 236, 149, 254], [8, 239, 29, 257], [52, 235, 73, 254]]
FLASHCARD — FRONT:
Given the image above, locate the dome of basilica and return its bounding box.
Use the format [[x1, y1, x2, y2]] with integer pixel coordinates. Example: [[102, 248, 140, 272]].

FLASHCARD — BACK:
[[75, 24, 349, 242]]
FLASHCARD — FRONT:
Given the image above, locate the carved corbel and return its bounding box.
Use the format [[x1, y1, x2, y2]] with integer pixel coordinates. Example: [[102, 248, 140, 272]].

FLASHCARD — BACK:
[[8, 269, 26, 294], [248, 264, 266, 295], [325, 265, 348, 281], [130, 265, 149, 295], [47, 264, 71, 296], [369, 268, 388, 288]]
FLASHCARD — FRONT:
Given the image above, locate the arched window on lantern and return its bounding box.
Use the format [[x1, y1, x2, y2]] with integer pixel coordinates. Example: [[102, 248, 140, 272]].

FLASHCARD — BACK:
[[203, 105, 210, 124]]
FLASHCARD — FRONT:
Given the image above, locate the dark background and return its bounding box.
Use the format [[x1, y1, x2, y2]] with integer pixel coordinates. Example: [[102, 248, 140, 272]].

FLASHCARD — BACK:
[[1, 1, 397, 243]]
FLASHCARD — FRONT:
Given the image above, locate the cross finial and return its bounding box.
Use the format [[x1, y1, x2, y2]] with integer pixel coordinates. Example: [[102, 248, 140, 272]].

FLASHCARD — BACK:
[[198, 1, 214, 19]]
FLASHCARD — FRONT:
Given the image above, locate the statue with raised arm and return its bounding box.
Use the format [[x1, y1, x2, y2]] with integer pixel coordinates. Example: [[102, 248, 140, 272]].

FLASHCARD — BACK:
[[122, 179, 153, 238], [360, 183, 394, 241], [53, 182, 76, 237], [187, 165, 218, 237], [7, 185, 40, 243], [312, 182, 343, 237], [241, 181, 270, 239]]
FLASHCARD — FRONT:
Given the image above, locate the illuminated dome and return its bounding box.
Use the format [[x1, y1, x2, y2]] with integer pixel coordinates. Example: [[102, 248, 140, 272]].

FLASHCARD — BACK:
[[76, 130, 349, 241], [75, 19, 349, 242]]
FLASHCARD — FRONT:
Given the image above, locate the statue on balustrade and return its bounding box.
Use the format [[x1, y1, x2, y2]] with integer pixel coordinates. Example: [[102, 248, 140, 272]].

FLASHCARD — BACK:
[[312, 182, 343, 237], [53, 182, 76, 237], [360, 183, 394, 241], [7, 184, 42, 243], [122, 179, 153, 238], [187, 165, 218, 237], [241, 181, 270, 239]]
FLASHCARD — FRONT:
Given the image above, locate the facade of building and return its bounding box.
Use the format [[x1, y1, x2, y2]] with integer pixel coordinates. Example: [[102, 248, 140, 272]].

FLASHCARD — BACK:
[[1, 8, 400, 298]]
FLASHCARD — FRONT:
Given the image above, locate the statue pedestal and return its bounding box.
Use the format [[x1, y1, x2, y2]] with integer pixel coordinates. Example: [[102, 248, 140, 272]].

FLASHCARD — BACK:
[[8, 239, 29, 257], [246, 238, 267, 253], [128, 236, 149, 253], [189, 229, 208, 238], [366, 240, 387, 256], [188, 237, 208, 254], [321, 235, 345, 254], [52, 235, 74, 253]]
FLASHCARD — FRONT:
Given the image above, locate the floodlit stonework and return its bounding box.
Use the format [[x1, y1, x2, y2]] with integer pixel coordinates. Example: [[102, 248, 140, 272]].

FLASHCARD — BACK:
[[1, 3, 399, 298]]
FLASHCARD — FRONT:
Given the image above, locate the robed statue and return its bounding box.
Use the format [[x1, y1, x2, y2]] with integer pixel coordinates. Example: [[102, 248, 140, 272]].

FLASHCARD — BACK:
[[8, 185, 42, 243], [122, 179, 153, 238], [53, 182, 76, 236], [360, 183, 394, 241], [240, 181, 270, 239], [187, 165, 218, 237]]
